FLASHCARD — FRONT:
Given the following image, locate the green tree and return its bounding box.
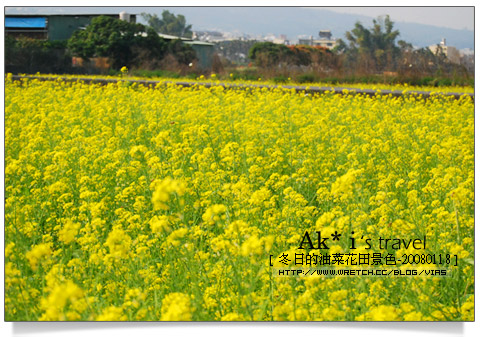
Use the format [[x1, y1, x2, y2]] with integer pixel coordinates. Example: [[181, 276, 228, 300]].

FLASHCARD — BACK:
[[167, 39, 197, 65], [335, 15, 402, 72], [248, 42, 293, 67], [249, 42, 333, 69], [141, 11, 193, 38], [67, 15, 196, 69], [68, 16, 162, 68], [6, 37, 72, 74]]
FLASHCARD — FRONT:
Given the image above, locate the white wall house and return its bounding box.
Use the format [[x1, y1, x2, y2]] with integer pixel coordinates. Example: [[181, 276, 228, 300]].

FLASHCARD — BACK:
[[428, 38, 461, 64]]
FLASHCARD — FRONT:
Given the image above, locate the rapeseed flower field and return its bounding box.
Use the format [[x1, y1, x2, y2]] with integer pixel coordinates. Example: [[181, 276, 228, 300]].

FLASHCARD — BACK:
[[5, 77, 474, 321], [16, 73, 475, 94]]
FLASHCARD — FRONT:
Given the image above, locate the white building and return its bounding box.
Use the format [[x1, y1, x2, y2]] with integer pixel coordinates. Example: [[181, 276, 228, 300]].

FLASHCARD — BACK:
[[429, 38, 461, 64], [298, 30, 337, 49]]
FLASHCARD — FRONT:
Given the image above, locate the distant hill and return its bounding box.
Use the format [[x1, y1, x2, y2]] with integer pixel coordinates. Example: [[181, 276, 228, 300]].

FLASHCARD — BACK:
[[5, 6, 474, 49], [171, 7, 473, 50]]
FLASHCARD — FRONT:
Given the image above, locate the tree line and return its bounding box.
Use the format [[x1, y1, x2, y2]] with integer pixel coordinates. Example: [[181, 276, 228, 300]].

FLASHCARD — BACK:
[[67, 15, 195, 70], [5, 12, 197, 74], [247, 16, 472, 84], [5, 11, 473, 85]]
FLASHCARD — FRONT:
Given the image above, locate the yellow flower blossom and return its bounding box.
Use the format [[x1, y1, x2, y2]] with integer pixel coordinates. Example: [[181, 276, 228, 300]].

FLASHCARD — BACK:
[[105, 227, 131, 258], [202, 204, 227, 225], [58, 220, 81, 244], [39, 280, 84, 321], [160, 292, 193, 321], [96, 306, 127, 321], [26, 243, 52, 271], [151, 177, 186, 210]]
